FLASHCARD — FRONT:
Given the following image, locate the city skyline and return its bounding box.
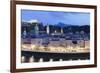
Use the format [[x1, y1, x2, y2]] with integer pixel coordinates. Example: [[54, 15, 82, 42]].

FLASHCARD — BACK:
[[21, 10, 90, 26]]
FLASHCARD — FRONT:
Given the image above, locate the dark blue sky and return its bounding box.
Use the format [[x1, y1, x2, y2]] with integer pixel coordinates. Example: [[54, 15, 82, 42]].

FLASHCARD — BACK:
[[21, 10, 90, 25]]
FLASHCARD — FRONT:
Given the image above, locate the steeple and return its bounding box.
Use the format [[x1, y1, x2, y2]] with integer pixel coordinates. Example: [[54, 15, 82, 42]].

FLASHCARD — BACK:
[[61, 28, 63, 34], [47, 24, 50, 34]]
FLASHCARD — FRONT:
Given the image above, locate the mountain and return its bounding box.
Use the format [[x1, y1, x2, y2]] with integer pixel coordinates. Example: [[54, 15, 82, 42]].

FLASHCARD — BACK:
[[57, 22, 69, 27]]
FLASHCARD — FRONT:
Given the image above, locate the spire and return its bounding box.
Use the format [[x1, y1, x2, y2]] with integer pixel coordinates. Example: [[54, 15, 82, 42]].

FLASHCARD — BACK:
[[61, 28, 63, 34], [47, 24, 50, 34]]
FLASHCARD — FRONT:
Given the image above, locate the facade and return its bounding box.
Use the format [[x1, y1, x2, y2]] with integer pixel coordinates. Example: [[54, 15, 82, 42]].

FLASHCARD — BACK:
[[21, 20, 90, 53]]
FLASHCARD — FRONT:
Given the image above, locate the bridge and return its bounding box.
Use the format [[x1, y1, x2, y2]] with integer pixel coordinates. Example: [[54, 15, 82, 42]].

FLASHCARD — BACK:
[[21, 50, 90, 63]]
